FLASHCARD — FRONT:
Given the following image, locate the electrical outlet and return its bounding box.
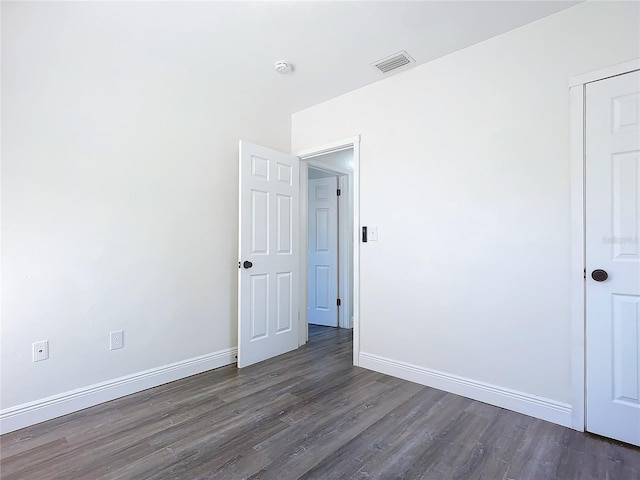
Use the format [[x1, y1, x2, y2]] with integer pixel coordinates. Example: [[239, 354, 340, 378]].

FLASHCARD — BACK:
[[33, 340, 49, 362], [110, 330, 124, 350]]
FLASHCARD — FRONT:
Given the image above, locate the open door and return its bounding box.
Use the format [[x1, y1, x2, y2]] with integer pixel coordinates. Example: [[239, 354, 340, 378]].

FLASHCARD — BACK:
[[238, 141, 300, 368]]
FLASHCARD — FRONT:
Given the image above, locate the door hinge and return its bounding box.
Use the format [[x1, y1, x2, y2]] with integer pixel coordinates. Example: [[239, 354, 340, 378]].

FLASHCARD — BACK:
[[337, 298, 341, 306], [583, 268, 586, 279], [337, 189, 341, 196]]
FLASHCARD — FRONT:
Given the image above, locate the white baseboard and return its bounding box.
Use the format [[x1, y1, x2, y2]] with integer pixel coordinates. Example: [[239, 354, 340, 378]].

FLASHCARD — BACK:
[[359, 352, 572, 428], [0, 348, 237, 434]]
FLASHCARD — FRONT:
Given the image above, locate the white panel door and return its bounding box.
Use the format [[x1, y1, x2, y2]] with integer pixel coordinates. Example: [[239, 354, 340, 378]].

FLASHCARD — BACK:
[[308, 177, 338, 327], [586, 70, 640, 446], [238, 141, 299, 368]]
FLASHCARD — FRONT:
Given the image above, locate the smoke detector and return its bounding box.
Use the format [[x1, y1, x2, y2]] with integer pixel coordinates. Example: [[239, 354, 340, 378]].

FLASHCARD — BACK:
[[371, 50, 415, 74], [275, 61, 294, 74]]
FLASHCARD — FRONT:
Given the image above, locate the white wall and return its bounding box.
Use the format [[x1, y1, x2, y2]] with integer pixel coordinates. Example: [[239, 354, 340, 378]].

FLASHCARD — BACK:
[[292, 1, 640, 414], [1, 2, 290, 417], [312, 149, 354, 172], [308, 167, 334, 179]]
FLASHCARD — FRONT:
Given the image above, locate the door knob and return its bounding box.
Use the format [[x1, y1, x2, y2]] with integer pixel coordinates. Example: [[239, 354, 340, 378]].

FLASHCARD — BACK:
[[591, 269, 608, 282], [243, 260, 253, 269]]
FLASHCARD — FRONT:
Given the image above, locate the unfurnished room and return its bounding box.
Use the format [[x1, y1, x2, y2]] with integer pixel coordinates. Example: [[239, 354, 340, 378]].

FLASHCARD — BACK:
[[1, 1, 640, 479]]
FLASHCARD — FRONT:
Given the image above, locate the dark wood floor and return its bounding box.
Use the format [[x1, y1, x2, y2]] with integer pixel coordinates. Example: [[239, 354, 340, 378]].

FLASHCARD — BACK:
[[1, 325, 639, 480]]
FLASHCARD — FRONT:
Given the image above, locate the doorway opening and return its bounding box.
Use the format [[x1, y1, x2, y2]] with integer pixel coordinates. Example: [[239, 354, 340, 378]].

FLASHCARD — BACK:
[[306, 152, 353, 333], [297, 137, 360, 365], [237, 137, 360, 368]]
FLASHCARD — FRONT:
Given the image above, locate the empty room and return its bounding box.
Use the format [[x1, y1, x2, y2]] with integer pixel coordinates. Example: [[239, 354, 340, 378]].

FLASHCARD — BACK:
[[1, 1, 640, 479]]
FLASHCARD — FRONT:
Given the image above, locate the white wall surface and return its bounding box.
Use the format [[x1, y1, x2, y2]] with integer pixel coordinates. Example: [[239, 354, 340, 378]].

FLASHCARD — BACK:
[[292, 1, 640, 405], [308, 167, 334, 179], [1, 2, 290, 410], [312, 149, 354, 172]]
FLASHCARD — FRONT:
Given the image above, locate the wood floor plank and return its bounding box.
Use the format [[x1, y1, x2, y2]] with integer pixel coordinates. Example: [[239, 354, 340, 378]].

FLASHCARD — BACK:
[[249, 379, 407, 466], [445, 408, 533, 480], [367, 398, 482, 480], [297, 386, 449, 480], [1, 325, 639, 480]]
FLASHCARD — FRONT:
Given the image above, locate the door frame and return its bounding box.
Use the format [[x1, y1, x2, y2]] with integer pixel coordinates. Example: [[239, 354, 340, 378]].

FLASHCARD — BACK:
[[569, 58, 640, 432], [297, 136, 361, 366]]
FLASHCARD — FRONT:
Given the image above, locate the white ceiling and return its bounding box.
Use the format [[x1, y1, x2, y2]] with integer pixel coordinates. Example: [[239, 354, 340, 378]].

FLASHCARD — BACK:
[[235, 0, 581, 113], [6, 1, 581, 120]]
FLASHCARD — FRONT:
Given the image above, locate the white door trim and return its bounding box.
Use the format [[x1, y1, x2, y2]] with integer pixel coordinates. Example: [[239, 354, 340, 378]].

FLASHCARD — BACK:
[[569, 59, 640, 431], [569, 58, 640, 87], [297, 136, 361, 366], [337, 174, 351, 329]]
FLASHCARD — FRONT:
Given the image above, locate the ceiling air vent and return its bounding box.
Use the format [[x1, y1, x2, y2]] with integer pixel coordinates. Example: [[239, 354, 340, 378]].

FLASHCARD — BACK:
[[371, 50, 415, 74]]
